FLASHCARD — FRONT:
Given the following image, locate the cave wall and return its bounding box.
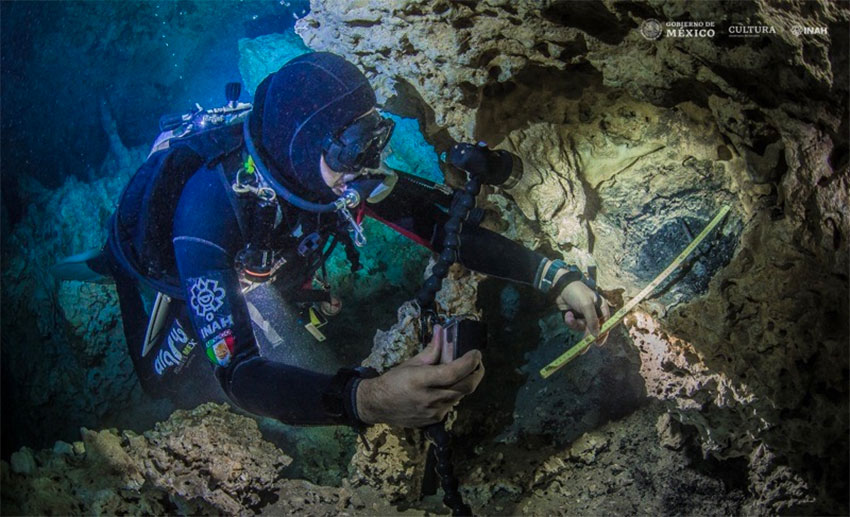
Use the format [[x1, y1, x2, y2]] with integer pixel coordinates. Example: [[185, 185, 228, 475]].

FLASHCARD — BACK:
[[296, 0, 849, 512], [0, 121, 164, 457]]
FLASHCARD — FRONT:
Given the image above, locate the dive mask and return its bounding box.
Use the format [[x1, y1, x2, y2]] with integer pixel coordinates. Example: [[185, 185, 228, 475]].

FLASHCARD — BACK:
[[322, 110, 395, 173]]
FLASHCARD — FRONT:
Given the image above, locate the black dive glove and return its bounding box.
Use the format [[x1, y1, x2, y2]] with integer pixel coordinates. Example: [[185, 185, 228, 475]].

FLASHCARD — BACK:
[[322, 366, 379, 430]]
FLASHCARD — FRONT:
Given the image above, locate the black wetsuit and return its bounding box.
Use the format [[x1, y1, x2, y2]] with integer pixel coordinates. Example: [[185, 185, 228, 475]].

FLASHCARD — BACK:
[[105, 148, 550, 427]]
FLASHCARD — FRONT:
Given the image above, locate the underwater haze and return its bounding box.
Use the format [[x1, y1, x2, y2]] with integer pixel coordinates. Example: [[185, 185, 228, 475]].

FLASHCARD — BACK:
[[1, 1, 849, 516]]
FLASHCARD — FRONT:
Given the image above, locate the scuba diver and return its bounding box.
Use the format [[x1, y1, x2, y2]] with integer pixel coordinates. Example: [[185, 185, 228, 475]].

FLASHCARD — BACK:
[[53, 52, 609, 430]]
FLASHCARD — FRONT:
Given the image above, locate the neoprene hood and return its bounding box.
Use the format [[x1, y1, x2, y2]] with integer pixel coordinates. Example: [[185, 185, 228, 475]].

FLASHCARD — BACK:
[[250, 52, 378, 203]]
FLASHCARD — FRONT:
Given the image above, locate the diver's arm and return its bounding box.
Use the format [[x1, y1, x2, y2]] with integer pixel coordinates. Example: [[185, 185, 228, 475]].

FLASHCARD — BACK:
[[173, 233, 365, 425], [366, 172, 607, 335], [450, 226, 609, 337], [173, 235, 484, 427], [365, 172, 550, 288]]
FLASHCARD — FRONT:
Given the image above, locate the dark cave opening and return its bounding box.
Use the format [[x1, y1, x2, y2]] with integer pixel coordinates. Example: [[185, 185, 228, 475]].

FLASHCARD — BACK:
[[680, 433, 750, 494], [474, 61, 605, 146], [541, 0, 634, 46]]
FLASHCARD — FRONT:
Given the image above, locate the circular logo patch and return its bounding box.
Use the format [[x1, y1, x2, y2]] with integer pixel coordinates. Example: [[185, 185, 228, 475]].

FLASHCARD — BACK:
[[640, 19, 663, 40]]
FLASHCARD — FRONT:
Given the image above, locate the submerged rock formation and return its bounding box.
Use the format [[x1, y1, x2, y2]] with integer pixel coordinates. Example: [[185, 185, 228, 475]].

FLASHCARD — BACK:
[[2, 0, 847, 514], [2, 401, 748, 516], [469, 402, 747, 516], [4, 400, 511, 517], [297, 0, 849, 513], [1, 403, 346, 516], [0, 118, 164, 454]]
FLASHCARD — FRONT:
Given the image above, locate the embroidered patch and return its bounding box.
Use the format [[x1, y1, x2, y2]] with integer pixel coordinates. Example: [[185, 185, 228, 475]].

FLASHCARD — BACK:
[[154, 319, 198, 376], [189, 277, 226, 322], [205, 329, 235, 367], [198, 314, 235, 340]]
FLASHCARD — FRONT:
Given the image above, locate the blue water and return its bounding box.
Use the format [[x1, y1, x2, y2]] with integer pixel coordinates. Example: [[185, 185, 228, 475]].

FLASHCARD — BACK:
[[0, 1, 309, 221]]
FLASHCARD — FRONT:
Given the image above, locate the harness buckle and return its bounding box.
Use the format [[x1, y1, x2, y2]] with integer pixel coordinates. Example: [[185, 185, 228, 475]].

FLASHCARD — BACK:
[[297, 232, 323, 257]]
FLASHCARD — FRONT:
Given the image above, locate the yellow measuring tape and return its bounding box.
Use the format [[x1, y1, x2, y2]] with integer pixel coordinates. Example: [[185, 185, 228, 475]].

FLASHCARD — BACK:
[[540, 205, 731, 379]]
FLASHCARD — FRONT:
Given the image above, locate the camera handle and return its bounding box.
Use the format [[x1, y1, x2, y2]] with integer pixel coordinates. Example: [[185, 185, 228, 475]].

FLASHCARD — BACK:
[[414, 164, 482, 516]]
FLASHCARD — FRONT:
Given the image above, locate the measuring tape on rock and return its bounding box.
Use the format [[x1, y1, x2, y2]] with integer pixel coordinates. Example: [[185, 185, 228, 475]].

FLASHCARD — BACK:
[[540, 205, 731, 379]]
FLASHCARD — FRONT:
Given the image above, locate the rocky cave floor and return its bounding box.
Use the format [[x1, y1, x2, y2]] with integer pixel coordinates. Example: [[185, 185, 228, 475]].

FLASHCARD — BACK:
[[1, 400, 750, 516], [449, 402, 746, 517], [0, 284, 757, 516]]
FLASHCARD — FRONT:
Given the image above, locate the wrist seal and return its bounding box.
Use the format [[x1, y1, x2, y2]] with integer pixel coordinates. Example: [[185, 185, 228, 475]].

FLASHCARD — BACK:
[[322, 366, 378, 429], [546, 264, 604, 317], [535, 259, 583, 295]]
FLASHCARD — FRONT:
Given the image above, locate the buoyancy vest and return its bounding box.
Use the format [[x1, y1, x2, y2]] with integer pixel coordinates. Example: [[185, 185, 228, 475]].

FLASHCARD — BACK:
[[109, 122, 245, 299], [108, 119, 363, 301]]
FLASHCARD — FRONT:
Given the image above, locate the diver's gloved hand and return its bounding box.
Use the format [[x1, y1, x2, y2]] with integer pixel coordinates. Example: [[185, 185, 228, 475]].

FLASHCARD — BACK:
[[355, 325, 485, 427], [555, 276, 611, 345]]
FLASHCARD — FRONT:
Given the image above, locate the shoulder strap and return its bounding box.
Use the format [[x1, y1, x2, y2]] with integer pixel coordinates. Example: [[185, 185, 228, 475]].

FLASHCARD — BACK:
[[214, 150, 250, 239]]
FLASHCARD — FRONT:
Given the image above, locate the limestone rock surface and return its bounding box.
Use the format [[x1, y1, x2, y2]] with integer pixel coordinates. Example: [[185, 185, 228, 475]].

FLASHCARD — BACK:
[[1, 404, 289, 516], [1, 403, 423, 516], [298, 0, 849, 513], [507, 403, 746, 516], [238, 32, 311, 96]]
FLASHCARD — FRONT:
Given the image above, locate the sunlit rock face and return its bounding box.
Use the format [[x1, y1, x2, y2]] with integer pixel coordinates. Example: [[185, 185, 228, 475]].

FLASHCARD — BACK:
[[299, 0, 849, 512]]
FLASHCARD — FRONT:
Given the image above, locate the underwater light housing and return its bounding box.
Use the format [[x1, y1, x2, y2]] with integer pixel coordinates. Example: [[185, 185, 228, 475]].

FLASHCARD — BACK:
[[446, 142, 524, 189]]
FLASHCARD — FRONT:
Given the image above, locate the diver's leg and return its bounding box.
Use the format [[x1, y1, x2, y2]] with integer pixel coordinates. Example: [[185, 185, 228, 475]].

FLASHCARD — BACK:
[[148, 302, 229, 407], [110, 268, 226, 405], [109, 263, 168, 397], [99, 239, 172, 398]]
